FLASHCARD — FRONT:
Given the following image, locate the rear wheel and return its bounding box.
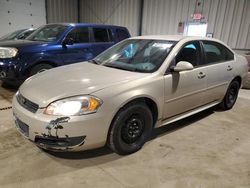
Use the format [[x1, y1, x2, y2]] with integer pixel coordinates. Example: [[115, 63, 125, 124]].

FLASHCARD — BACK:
[[108, 102, 153, 155], [219, 80, 240, 110], [29, 64, 53, 76]]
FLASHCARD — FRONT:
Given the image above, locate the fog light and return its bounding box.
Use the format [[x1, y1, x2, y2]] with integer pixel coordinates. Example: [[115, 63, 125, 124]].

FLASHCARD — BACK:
[[0, 71, 6, 78]]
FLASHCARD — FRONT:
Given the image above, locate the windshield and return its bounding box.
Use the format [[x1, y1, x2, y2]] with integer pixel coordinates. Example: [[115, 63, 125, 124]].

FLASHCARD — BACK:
[[0, 29, 26, 40], [94, 39, 176, 73], [27, 25, 68, 42]]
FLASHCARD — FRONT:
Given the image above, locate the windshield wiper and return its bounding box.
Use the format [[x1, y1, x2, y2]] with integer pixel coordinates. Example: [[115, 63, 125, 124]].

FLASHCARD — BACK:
[[27, 39, 48, 42], [103, 63, 142, 72], [88, 59, 100, 65]]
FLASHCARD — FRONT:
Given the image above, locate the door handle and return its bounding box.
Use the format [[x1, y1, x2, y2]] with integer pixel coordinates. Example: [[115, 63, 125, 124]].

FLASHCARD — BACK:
[[198, 72, 206, 79], [227, 65, 233, 71]]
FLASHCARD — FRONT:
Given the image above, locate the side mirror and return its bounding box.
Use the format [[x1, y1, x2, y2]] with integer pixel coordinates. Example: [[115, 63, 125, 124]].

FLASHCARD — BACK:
[[62, 37, 74, 46], [171, 61, 194, 72]]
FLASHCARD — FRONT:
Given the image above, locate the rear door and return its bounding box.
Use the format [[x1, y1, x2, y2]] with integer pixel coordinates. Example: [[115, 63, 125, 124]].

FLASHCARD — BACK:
[[60, 26, 94, 64], [163, 41, 208, 119], [89, 27, 115, 57], [115, 28, 130, 42], [200, 41, 235, 104]]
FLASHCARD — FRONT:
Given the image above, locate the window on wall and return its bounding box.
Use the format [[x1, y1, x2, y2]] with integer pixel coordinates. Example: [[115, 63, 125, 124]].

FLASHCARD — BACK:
[[93, 28, 110, 42], [184, 23, 208, 37], [66, 27, 89, 43]]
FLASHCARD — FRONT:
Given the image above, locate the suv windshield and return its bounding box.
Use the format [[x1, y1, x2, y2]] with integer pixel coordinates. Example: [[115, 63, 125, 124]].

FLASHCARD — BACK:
[[27, 25, 68, 42], [94, 39, 176, 73], [0, 29, 26, 40]]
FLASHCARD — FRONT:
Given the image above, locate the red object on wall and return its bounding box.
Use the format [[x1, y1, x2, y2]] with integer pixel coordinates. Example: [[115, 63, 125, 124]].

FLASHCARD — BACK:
[[178, 22, 184, 33], [193, 13, 202, 20]]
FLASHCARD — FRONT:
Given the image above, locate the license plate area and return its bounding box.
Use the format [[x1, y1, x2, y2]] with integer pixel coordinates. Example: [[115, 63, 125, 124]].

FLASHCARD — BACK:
[[15, 117, 29, 138]]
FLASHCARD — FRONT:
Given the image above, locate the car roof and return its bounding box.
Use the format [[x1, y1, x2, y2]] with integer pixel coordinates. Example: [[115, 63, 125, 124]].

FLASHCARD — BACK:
[[46, 23, 127, 29], [130, 35, 234, 53], [130, 35, 223, 43]]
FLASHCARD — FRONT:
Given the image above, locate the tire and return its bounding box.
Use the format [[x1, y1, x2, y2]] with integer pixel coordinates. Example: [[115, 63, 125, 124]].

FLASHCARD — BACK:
[[108, 102, 153, 155], [219, 80, 240, 110], [1, 81, 11, 88], [242, 72, 250, 89], [29, 64, 53, 76]]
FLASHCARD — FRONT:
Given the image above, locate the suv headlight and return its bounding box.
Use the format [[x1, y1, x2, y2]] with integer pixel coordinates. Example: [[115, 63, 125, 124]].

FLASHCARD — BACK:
[[0, 47, 18, 58], [44, 96, 103, 116]]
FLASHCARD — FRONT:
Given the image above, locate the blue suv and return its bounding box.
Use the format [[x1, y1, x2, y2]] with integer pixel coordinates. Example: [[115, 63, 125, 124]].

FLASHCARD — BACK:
[[0, 23, 130, 85]]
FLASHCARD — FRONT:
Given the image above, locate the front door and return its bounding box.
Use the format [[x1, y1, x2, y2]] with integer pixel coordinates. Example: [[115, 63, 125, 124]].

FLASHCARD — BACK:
[[163, 41, 207, 119], [61, 27, 94, 64]]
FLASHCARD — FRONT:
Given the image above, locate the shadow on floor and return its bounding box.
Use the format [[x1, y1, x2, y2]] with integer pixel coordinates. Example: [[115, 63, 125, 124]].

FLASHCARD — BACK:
[[1, 82, 19, 91], [47, 107, 215, 160]]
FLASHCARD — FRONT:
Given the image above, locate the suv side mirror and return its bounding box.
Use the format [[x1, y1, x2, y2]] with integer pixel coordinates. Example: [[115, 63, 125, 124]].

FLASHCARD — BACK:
[[171, 61, 194, 72], [62, 37, 74, 46]]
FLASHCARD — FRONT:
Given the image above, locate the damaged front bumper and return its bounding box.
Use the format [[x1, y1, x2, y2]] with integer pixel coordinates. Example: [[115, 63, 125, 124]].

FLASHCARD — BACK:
[[35, 135, 86, 151], [12, 95, 113, 151], [14, 114, 87, 151]]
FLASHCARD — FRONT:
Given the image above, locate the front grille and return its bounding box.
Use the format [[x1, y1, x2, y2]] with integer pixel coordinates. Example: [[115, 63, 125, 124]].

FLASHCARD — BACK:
[[15, 118, 29, 137], [16, 92, 39, 113]]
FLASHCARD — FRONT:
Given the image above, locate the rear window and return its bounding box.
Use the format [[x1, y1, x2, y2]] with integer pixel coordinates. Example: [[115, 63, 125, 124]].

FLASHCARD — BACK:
[[202, 41, 234, 64], [93, 28, 111, 42], [116, 28, 129, 41]]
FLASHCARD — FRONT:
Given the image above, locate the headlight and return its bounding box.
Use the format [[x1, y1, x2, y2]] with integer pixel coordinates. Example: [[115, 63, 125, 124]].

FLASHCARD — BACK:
[[0, 47, 18, 58], [44, 96, 103, 116]]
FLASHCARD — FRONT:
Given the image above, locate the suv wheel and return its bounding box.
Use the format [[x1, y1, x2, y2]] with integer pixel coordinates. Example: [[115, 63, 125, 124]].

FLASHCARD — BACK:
[[30, 64, 53, 76], [220, 80, 240, 110], [108, 102, 153, 155]]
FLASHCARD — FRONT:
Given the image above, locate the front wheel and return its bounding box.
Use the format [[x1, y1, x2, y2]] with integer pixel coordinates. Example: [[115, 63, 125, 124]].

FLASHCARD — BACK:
[[29, 64, 53, 76], [108, 102, 153, 155], [219, 80, 240, 110]]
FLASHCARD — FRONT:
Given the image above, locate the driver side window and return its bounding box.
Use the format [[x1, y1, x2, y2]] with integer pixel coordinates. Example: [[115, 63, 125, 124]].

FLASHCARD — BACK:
[[66, 27, 90, 43], [175, 41, 201, 67]]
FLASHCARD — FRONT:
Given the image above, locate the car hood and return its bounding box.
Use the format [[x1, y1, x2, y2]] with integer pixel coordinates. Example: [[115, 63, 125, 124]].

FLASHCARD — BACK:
[[0, 39, 48, 48], [19, 62, 148, 107]]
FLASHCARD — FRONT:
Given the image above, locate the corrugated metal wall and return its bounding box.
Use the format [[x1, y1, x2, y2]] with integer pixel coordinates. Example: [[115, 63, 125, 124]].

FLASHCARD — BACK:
[[142, 0, 250, 49], [79, 0, 141, 36], [46, 0, 78, 23], [0, 0, 46, 36], [45, 0, 249, 49]]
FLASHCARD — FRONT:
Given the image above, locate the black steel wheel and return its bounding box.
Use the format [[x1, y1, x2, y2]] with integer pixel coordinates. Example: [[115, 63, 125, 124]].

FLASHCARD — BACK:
[[108, 101, 153, 155], [220, 80, 240, 110]]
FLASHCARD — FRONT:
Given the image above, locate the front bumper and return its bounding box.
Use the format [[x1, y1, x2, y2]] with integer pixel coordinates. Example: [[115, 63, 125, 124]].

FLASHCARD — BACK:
[[0, 58, 24, 84], [12, 96, 113, 151]]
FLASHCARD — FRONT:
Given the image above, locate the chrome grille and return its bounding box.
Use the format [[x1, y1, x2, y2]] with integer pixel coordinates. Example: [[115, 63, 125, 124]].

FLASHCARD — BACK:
[[16, 92, 39, 113]]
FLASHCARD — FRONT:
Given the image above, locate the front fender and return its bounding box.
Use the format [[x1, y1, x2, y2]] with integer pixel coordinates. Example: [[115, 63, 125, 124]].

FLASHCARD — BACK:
[[93, 75, 165, 128], [20, 52, 62, 75]]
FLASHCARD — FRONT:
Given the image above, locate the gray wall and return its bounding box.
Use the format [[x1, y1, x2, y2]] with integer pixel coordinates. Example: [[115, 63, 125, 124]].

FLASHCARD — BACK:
[[142, 0, 250, 49], [45, 0, 250, 49], [0, 0, 46, 36], [79, 0, 141, 37], [46, 0, 78, 23]]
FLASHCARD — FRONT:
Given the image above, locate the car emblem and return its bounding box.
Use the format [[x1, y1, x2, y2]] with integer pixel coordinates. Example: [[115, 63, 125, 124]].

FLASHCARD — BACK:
[[20, 97, 26, 105]]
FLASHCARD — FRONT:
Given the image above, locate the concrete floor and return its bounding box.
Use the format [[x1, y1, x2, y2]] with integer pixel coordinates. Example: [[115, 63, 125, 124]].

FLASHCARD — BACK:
[[0, 82, 250, 188]]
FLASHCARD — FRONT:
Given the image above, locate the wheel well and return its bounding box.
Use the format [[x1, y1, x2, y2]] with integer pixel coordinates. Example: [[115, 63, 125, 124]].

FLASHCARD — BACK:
[[232, 76, 242, 86], [106, 97, 159, 146], [121, 97, 159, 126], [26, 61, 57, 75]]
